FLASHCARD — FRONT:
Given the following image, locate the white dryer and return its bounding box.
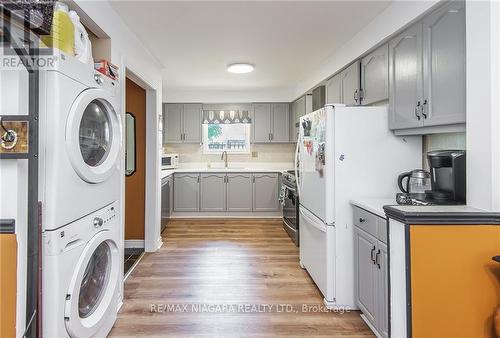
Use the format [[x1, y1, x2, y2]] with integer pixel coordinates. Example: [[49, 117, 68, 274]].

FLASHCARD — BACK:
[[43, 201, 120, 338], [39, 51, 122, 231]]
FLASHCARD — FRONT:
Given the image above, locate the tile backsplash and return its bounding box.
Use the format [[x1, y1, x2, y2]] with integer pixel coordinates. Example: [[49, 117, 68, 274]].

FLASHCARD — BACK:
[[164, 143, 295, 163], [422, 132, 466, 168]]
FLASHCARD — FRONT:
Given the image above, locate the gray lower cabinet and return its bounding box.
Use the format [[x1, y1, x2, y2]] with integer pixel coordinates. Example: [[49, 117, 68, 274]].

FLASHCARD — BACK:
[[200, 173, 226, 211], [377, 242, 388, 338], [252, 173, 279, 212], [354, 228, 378, 324], [173, 173, 200, 212], [226, 174, 253, 211], [361, 44, 389, 105], [353, 206, 388, 338], [163, 103, 202, 144]]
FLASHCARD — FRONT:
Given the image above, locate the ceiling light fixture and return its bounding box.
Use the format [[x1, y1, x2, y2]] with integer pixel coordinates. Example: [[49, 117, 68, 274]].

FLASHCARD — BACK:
[[227, 63, 254, 74]]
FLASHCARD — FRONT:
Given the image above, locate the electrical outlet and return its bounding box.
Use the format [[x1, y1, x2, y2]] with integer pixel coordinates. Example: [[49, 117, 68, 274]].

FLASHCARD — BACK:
[[252, 151, 258, 158]]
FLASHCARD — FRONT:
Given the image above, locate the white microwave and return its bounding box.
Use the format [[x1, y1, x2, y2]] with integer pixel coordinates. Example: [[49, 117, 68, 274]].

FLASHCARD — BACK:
[[162, 153, 179, 169]]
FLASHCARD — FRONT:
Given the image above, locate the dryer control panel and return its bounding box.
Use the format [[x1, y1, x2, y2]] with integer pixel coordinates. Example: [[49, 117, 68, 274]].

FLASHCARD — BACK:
[[93, 204, 117, 228]]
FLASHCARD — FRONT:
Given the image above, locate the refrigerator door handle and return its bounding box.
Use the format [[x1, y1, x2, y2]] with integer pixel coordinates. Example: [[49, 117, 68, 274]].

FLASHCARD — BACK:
[[300, 208, 326, 233], [294, 132, 301, 197]]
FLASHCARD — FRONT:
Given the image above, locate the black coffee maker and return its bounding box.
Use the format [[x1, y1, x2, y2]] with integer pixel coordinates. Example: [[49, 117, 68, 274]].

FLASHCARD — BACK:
[[425, 150, 466, 204]]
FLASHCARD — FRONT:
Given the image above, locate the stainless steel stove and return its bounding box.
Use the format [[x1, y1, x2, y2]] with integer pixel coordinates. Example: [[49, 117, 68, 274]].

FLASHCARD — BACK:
[[281, 170, 299, 246]]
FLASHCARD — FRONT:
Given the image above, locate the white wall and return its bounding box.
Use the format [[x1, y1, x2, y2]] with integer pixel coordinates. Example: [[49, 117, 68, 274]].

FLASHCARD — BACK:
[[293, 0, 438, 100], [466, 0, 500, 211], [164, 86, 294, 103]]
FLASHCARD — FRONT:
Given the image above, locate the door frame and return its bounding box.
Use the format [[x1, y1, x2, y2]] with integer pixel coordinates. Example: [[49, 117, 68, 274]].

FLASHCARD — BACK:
[[120, 58, 162, 266]]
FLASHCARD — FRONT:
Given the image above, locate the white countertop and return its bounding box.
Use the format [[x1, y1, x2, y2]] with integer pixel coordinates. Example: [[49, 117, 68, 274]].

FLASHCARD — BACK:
[[350, 198, 399, 218], [161, 162, 294, 180], [384, 204, 482, 213]]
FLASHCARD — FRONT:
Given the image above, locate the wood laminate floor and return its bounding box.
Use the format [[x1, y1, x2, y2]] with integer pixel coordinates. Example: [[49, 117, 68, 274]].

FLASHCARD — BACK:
[[110, 219, 374, 337]]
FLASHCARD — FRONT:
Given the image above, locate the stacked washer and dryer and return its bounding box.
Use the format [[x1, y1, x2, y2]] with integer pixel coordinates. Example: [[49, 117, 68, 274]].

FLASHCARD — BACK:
[[39, 51, 122, 337]]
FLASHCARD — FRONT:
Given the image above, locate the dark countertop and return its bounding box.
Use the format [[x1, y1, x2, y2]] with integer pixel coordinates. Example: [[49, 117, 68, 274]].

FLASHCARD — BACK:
[[384, 205, 500, 225]]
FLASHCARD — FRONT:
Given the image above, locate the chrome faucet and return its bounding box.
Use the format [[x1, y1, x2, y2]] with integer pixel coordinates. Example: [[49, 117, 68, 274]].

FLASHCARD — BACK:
[[221, 151, 228, 168]]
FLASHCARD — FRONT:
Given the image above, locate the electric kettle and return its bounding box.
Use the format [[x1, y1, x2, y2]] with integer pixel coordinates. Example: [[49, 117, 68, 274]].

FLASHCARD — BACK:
[[398, 169, 431, 194]]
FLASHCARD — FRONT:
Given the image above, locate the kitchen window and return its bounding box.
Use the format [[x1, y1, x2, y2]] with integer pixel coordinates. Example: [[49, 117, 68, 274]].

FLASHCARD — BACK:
[[202, 123, 251, 154]]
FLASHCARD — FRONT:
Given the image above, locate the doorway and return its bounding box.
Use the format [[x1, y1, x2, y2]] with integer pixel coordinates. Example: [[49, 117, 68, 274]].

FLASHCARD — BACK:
[[124, 77, 147, 275]]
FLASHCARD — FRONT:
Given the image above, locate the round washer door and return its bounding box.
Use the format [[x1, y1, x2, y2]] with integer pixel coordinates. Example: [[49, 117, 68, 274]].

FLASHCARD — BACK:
[[64, 230, 119, 338], [66, 88, 121, 184]]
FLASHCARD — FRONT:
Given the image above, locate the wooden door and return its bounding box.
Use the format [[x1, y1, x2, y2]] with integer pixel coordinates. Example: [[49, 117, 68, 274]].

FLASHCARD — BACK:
[[125, 78, 146, 240]]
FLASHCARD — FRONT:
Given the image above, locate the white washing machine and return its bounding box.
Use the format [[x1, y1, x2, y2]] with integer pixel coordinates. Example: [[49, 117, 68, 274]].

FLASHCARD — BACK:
[[43, 201, 120, 338], [39, 51, 122, 231]]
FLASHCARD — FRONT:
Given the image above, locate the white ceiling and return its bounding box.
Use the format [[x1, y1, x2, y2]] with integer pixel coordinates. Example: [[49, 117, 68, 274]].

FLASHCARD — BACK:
[[110, 1, 391, 99]]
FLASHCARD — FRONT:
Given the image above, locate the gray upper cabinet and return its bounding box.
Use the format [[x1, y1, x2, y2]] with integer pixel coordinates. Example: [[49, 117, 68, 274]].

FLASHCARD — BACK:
[[326, 73, 342, 104], [290, 102, 297, 143], [290, 97, 306, 143], [252, 103, 272, 143], [226, 174, 253, 212], [312, 86, 326, 111], [183, 103, 202, 143], [252, 103, 289, 143], [252, 173, 279, 212], [163, 103, 201, 144], [361, 44, 389, 105], [388, 22, 423, 130], [200, 173, 226, 211], [271, 103, 289, 143], [173, 173, 200, 212], [354, 228, 378, 325], [341, 61, 361, 106], [389, 1, 465, 133], [422, 0, 466, 127], [164, 103, 183, 143]]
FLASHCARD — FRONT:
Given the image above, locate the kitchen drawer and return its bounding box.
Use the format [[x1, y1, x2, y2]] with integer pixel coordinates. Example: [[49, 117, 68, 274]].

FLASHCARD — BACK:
[[353, 206, 378, 238], [377, 217, 388, 244]]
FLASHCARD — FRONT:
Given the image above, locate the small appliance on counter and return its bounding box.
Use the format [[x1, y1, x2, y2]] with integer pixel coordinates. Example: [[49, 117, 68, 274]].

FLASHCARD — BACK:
[[281, 170, 299, 246], [396, 150, 466, 205], [162, 153, 179, 169]]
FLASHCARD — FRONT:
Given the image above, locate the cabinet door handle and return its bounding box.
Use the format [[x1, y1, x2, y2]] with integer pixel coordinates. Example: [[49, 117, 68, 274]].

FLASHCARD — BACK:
[[252, 176, 255, 183], [197, 176, 200, 183], [354, 90, 358, 103], [359, 217, 366, 223], [415, 101, 421, 121], [375, 249, 381, 269], [370, 245, 376, 264], [422, 99, 428, 119]]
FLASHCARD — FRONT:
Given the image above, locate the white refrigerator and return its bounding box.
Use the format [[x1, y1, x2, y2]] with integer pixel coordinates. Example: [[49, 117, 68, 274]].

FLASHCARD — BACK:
[[295, 104, 421, 309]]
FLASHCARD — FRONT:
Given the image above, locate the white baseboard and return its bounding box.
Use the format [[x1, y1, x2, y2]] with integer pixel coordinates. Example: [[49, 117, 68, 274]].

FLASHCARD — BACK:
[[124, 239, 145, 249]]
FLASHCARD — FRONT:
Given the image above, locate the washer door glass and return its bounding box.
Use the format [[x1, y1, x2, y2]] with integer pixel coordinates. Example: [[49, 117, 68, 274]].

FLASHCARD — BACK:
[[79, 241, 111, 318], [79, 100, 112, 167]]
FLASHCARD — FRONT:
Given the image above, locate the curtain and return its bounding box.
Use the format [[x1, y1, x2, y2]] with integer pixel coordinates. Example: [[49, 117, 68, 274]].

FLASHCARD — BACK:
[[202, 110, 252, 124]]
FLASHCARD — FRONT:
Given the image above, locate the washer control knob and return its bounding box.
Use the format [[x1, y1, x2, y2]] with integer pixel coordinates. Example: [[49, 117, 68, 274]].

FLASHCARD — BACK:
[[93, 217, 103, 227], [94, 73, 104, 85]]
